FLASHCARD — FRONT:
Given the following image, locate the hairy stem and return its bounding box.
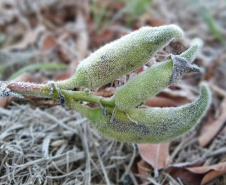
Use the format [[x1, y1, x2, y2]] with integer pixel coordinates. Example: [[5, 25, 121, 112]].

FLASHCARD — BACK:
[[69, 100, 102, 122], [0, 81, 59, 99], [0, 81, 115, 107], [62, 90, 115, 107]]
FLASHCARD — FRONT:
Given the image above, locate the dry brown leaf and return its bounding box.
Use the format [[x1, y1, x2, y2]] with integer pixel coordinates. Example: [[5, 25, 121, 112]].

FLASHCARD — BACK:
[[214, 57, 226, 90], [158, 90, 192, 107], [55, 72, 73, 81], [166, 161, 226, 185], [107, 0, 124, 10], [203, 57, 222, 81], [73, 11, 89, 59], [204, 56, 226, 90], [90, 29, 114, 48], [5, 25, 46, 50], [166, 166, 206, 185], [138, 13, 165, 27], [198, 86, 226, 147], [54, 60, 79, 81], [162, 83, 197, 102], [57, 32, 74, 63], [138, 143, 171, 170], [40, 33, 57, 51], [145, 84, 193, 107], [92, 87, 115, 97], [188, 162, 226, 185], [137, 93, 178, 176], [58, 45, 71, 63], [145, 97, 177, 107], [137, 159, 152, 184], [0, 96, 16, 108]]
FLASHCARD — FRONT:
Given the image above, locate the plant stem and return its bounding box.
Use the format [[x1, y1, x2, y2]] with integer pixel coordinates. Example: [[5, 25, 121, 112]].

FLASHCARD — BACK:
[[61, 90, 115, 107], [0, 81, 59, 99], [0, 81, 115, 107], [69, 100, 102, 122]]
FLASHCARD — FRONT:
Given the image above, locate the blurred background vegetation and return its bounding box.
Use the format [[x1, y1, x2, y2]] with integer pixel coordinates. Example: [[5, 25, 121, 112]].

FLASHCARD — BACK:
[[0, 0, 226, 184]]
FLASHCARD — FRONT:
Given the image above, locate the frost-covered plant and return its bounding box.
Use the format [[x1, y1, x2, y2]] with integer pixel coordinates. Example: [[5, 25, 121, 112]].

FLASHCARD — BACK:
[[0, 25, 211, 143]]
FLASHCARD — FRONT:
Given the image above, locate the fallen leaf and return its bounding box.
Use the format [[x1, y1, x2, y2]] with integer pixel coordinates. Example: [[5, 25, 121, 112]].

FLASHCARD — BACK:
[[73, 11, 89, 59], [137, 159, 152, 184], [139, 13, 165, 27], [92, 87, 115, 97], [204, 56, 226, 89], [40, 33, 57, 51], [189, 162, 226, 185], [166, 161, 226, 185], [159, 87, 194, 106], [137, 94, 178, 179], [0, 96, 15, 108], [55, 72, 73, 81], [198, 91, 226, 147], [145, 85, 192, 107], [57, 33, 72, 63], [213, 56, 226, 90], [166, 166, 206, 185], [107, 0, 124, 10], [145, 97, 177, 107], [54, 60, 79, 81], [138, 143, 171, 170], [4, 25, 46, 50], [90, 29, 114, 48]]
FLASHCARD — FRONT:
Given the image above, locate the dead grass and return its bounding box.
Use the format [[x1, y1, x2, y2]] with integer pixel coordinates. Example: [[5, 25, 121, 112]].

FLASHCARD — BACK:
[[0, 0, 226, 184]]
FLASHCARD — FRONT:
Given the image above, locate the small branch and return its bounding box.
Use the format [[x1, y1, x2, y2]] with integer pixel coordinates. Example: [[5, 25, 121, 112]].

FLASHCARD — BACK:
[[0, 81, 116, 107], [61, 90, 115, 107], [0, 81, 59, 99]]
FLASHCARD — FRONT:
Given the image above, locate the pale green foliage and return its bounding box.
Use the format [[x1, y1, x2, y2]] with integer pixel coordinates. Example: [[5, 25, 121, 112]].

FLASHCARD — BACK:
[[187, 0, 224, 44], [115, 60, 173, 110], [82, 83, 211, 143], [0, 25, 212, 144], [114, 38, 203, 110], [180, 38, 203, 62], [56, 25, 183, 90]]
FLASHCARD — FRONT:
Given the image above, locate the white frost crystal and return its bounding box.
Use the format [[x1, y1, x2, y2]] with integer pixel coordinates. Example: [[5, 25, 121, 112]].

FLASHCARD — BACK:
[[114, 38, 203, 110], [0, 82, 24, 99], [56, 24, 184, 90], [91, 83, 211, 143]]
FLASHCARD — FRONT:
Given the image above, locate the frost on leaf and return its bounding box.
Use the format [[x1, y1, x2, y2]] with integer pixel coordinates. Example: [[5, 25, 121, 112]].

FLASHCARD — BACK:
[[89, 83, 211, 143], [0, 82, 24, 99], [170, 54, 201, 84], [47, 81, 65, 105], [67, 25, 184, 90], [114, 38, 203, 111]]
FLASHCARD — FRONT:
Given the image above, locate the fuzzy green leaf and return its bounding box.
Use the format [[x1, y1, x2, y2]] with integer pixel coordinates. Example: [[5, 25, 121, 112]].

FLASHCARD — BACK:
[[79, 82, 211, 143], [114, 38, 203, 110], [56, 25, 184, 90]]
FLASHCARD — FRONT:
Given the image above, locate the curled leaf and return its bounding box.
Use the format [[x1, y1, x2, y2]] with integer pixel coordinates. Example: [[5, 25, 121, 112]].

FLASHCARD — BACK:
[[198, 96, 226, 147]]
